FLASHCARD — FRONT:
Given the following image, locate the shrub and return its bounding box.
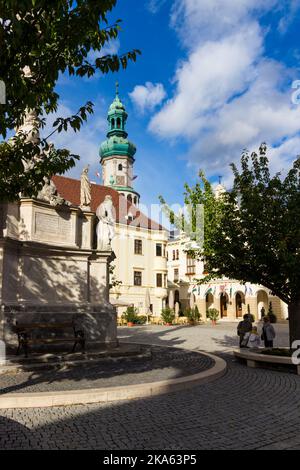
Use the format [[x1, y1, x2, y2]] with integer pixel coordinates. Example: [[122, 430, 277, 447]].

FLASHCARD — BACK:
[[185, 306, 201, 322], [161, 307, 175, 324], [122, 306, 139, 324], [268, 302, 277, 323], [207, 308, 219, 322], [135, 315, 147, 325], [194, 305, 201, 321]]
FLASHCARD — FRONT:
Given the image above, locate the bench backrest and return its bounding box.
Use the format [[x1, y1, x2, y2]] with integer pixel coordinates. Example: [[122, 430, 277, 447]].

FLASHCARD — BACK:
[[16, 322, 74, 331]]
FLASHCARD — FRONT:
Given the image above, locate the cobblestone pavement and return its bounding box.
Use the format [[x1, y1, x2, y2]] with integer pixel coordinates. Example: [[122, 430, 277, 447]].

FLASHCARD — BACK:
[[1, 322, 300, 450], [0, 347, 213, 395]]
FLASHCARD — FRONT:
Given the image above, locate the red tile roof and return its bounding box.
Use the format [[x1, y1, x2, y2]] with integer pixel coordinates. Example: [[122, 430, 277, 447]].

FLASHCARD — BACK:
[[52, 175, 165, 231]]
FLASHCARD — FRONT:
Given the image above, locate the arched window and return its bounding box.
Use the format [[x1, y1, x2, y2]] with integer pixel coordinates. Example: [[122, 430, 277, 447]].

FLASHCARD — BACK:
[[127, 194, 132, 203], [117, 117, 121, 129], [111, 118, 115, 129], [134, 196, 137, 205], [118, 164, 123, 171]]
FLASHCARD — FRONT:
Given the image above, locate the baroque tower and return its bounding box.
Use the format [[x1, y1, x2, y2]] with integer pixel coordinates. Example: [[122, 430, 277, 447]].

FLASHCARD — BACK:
[[100, 84, 140, 205]]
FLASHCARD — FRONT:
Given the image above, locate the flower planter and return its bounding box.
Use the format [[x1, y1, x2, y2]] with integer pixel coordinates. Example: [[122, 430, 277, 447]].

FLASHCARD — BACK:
[[165, 322, 172, 326], [127, 322, 135, 327], [211, 320, 217, 326]]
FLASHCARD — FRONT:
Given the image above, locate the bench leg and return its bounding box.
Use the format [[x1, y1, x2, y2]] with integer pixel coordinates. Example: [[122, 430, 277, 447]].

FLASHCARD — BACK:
[[247, 359, 257, 368], [23, 342, 29, 358]]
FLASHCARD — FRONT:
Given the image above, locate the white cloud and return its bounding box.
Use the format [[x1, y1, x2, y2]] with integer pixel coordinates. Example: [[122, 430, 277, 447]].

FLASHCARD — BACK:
[[170, 0, 277, 46], [149, 0, 300, 183], [129, 82, 167, 113], [278, 0, 300, 33], [147, 0, 168, 14], [87, 39, 120, 63], [150, 23, 263, 138]]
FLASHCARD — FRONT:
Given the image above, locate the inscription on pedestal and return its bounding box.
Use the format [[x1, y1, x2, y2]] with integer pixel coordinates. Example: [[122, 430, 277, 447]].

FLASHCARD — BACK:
[[34, 211, 72, 243]]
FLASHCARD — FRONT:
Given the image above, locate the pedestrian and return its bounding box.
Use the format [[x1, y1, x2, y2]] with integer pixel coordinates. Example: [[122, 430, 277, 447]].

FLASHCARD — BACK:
[[237, 314, 253, 348], [241, 326, 261, 348], [261, 316, 276, 348]]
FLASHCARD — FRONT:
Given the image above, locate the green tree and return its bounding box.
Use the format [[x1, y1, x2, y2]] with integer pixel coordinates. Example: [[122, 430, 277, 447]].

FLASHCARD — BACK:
[[0, 0, 140, 200], [160, 145, 300, 346]]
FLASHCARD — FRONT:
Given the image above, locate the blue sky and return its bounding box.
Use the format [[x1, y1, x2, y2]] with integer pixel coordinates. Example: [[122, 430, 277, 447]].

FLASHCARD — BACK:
[[49, 0, 300, 209]]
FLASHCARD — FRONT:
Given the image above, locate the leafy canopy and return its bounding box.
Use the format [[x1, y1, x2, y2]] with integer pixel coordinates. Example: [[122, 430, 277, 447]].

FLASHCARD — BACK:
[[0, 0, 140, 200], [161, 145, 300, 305]]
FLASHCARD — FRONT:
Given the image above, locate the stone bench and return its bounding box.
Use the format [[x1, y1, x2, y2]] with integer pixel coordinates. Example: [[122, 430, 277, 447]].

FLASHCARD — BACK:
[[234, 349, 300, 375], [15, 321, 85, 358]]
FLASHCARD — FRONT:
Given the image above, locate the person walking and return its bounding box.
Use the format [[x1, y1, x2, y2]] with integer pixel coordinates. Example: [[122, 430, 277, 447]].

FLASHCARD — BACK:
[[237, 314, 253, 348], [261, 316, 276, 348]]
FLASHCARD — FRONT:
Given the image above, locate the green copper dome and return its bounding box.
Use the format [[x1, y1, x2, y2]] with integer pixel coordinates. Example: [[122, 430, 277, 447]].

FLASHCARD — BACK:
[[100, 135, 136, 159], [108, 95, 126, 115], [100, 83, 136, 161]]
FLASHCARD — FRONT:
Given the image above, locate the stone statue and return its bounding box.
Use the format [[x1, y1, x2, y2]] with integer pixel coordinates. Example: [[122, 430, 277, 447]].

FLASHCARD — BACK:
[[17, 108, 40, 144], [96, 195, 116, 250], [80, 165, 91, 210], [37, 176, 70, 207]]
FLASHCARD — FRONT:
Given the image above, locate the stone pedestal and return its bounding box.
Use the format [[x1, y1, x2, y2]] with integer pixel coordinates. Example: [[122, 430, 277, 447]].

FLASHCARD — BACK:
[[0, 199, 117, 351]]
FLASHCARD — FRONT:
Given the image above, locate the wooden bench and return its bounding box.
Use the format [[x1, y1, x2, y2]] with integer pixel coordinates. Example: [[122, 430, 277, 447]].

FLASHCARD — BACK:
[[15, 321, 85, 357]]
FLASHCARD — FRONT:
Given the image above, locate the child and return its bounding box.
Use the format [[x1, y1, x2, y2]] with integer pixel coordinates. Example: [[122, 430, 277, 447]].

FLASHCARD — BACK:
[[241, 326, 261, 348]]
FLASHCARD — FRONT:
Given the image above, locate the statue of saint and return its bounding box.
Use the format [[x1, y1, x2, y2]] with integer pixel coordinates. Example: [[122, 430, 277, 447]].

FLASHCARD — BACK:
[[80, 165, 91, 209], [17, 108, 40, 144], [96, 195, 116, 250]]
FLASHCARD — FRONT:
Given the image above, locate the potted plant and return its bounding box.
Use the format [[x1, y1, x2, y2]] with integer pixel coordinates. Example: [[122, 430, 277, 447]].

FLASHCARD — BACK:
[[122, 306, 139, 327], [207, 308, 219, 325], [161, 307, 175, 326], [185, 306, 201, 325]]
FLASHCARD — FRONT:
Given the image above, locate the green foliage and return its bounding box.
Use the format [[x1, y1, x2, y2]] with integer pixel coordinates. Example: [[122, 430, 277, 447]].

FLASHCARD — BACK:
[[161, 307, 175, 324], [206, 308, 219, 322], [185, 306, 201, 322], [109, 263, 122, 290], [260, 348, 294, 357], [0, 103, 94, 200], [0, 0, 141, 200], [160, 144, 300, 342], [268, 302, 277, 324], [122, 306, 139, 324], [135, 315, 147, 325]]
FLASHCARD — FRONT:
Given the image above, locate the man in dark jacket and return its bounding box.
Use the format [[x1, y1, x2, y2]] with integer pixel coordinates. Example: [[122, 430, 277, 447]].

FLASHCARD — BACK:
[[237, 314, 253, 348]]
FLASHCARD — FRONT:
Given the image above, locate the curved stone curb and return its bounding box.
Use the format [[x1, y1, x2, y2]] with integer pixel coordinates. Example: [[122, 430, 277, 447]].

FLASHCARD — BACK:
[[0, 350, 226, 409], [234, 349, 300, 375]]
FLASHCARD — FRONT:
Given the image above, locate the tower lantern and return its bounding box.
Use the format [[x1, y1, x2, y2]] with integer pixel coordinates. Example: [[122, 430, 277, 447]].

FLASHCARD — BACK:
[[99, 84, 140, 206]]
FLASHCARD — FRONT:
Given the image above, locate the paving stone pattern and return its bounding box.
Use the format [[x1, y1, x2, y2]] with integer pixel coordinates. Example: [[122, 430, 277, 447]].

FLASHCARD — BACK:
[[0, 347, 213, 395], [0, 322, 299, 450]]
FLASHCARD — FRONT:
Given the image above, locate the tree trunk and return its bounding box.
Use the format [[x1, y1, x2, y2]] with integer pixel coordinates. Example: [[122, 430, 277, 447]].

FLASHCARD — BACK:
[[288, 299, 300, 347]]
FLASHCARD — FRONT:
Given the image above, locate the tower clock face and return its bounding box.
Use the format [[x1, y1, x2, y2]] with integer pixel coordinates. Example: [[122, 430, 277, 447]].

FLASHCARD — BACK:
[[116, 175, 125, 186]]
